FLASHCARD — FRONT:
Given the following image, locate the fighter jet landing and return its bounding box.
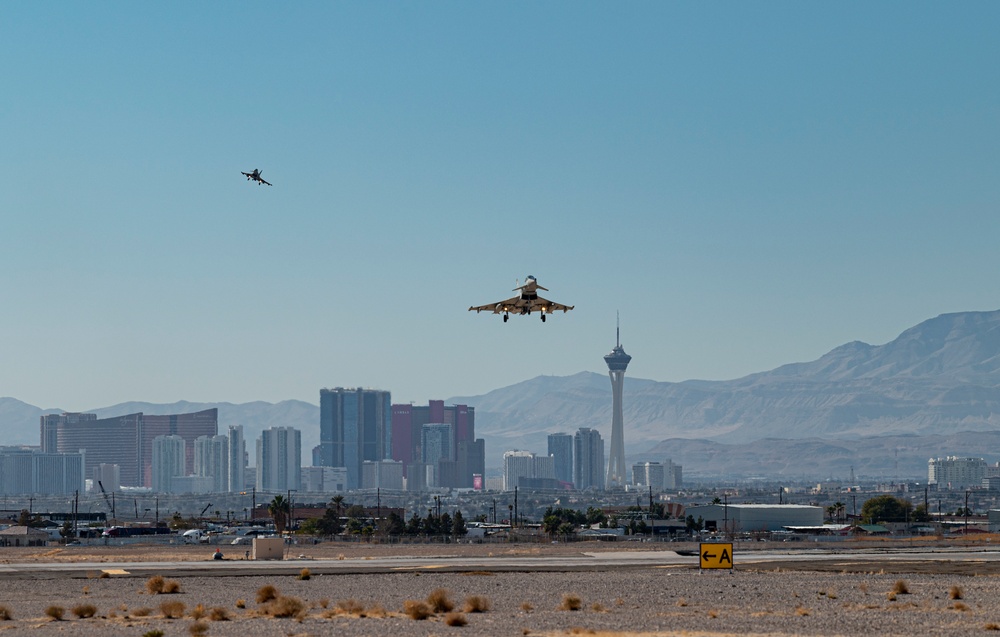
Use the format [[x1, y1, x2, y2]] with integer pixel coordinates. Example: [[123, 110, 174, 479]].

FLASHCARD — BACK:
[[241, 169, 272, 186], [469, 275, 574, 322]]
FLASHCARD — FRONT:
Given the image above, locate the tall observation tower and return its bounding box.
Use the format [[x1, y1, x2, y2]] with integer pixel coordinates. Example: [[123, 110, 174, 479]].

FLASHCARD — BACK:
[[604, 316, 631, 489]]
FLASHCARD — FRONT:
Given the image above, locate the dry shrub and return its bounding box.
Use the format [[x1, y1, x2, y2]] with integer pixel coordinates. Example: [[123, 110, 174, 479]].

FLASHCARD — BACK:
[[264, 595, 305, 618], [99, 571, 110, 579], [795, 606, 810, 616], [615, 597, 625, 606], [986, 623, 1000, 631], [0, 606, 11, 621], [366, 603, 388, 618], [256, 585, 279, 604], [951, 601, 970, 612], [886, 591, 897, 602], [464, 595, 491, 613], [676, 598, 688, 607], [337, 553, 345, 560], [189, 604, 207, 620], [858, 582, 868, 593], [444, 611, 468, 626], [143, 631, 165, 637], [427, 588, 455, 613], [949, 586, 964, 600], [404, 600, 432, 620], [189, 621, 209, 636], [162, 579, 182, 594], [146, 575, 166, 594], [45, 606, 64, 620], [335, 599, 365, 616], [82, 585, 89, 595], [568, 628, 596, 635], [316, 598, 329, 609], [235, 599, 246, 609], [560, 594, 583, 611], [591, 602, 606, 613], [708, 609, 719, 618], [132, 607, 153, 617], [160, 600, 186, 619], [892, 580, 910, 595], [72, 604, 97, 619], [520, 601, 534, 613], [298, 568, 311, 580], [209, 606, 230, 621]]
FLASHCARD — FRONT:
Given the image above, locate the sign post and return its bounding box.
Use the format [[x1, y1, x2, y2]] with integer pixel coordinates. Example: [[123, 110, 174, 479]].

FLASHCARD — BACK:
[[699, 542, 734, 570]]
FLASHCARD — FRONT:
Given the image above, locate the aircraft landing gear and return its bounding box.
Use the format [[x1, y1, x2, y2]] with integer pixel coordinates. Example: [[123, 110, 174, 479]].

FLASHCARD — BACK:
[[541, 314, 546, 322], [503, 314, 509, 323]]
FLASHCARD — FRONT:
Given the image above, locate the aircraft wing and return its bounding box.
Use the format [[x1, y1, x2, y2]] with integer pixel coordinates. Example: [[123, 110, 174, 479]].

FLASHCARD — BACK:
[[259, 177, 272, 186], [532, 295, 574, 314], [469, 295, 523, 314], [241, 171, 252, 178]]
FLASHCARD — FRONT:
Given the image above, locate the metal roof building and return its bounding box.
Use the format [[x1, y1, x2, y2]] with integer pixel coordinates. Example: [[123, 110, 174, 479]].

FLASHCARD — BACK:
[[685, 504, 823, 533]]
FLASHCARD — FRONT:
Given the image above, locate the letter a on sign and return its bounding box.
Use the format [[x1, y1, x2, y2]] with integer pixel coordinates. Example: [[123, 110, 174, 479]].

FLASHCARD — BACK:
[[699, 542, 734, 569]]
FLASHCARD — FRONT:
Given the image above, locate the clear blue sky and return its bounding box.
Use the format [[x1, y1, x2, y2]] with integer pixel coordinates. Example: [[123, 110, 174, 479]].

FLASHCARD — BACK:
[[2, 2, 998, 410]]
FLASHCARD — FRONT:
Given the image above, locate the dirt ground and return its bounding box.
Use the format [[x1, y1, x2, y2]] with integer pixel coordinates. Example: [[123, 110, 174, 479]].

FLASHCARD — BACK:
[[2, 539, 1000, 635]]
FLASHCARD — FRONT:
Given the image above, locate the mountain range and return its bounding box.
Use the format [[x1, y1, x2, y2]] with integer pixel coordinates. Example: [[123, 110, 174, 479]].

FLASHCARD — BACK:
[[3, 309, 1000, 479]]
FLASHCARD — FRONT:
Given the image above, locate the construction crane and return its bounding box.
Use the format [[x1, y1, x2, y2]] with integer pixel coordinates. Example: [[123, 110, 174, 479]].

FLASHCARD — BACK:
[[200, 503, 213, 518], [97, 481, 114, 517]]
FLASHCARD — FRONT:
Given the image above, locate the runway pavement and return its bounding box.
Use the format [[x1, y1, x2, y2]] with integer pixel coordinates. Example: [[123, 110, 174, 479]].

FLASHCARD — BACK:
[[5, 546, 1000, 580]]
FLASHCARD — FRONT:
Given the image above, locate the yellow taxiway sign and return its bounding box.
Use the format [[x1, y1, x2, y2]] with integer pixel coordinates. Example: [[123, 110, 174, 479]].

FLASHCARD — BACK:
[[699, 542, 733, 569]]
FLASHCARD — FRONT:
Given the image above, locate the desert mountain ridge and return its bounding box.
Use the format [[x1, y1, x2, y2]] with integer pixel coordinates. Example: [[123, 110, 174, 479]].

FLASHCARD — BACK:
[[3, 309, 1000, 478]]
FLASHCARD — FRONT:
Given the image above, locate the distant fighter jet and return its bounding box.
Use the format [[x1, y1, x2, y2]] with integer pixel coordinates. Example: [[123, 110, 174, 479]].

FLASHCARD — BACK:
[[469, 275, 574, 322], [241, 169, 272, 186]]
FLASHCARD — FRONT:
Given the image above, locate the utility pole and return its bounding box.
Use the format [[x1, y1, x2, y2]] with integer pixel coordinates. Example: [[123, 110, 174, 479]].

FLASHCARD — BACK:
[[514, 487, 518, 529], [965, 490, 970, 534], [73, 490, 79, 538], [252, 487, 256, 521]]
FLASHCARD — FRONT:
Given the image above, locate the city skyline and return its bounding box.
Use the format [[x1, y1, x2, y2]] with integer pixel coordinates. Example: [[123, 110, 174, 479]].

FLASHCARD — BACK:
[[2, 4, 998, 411]]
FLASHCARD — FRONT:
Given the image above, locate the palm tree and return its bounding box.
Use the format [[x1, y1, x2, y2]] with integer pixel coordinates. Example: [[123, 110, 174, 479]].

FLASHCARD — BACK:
[[329, 495, 346, 520], [268, 495, 289, 535]]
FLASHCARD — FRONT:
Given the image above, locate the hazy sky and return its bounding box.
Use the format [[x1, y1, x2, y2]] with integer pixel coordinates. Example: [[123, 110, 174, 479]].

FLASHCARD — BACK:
[[2, 3, 998, 410]]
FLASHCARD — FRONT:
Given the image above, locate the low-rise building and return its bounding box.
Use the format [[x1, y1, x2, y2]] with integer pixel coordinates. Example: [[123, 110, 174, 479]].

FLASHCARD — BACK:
[[684, 504, 823, 533]]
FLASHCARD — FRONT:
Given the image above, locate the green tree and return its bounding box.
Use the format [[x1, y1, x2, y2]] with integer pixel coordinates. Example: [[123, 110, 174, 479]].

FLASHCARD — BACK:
[[451, 510, 467, 538], [344, 504, 367, 535], [912, 504, 931, 523], [585, 507, 606, 526], [861, 495, 912, 524], [385, 512, 406, 536], [329, 495, 346, 519], [268, 495, 289, 535], [405, 513, 422, 536]]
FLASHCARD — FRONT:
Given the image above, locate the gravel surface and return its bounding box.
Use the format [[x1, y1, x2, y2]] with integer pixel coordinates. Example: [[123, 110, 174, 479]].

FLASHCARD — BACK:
[[1, 566, 999, 636]]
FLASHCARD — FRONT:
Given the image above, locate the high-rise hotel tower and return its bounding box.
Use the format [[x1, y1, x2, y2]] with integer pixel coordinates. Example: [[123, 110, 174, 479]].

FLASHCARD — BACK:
[[604, 318, 631, 488]]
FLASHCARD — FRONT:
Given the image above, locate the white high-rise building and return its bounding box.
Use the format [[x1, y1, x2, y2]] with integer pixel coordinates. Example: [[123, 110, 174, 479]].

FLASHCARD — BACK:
[[227, 425, 246, 493], [362, 459, 404, 490], [632, 461, 665, 490], [929, 456, 986, 490], [256, 427, 301, 492], [503, 450, 535, 491], [194, 434, 229, 493], [152, 435, 186, 494]]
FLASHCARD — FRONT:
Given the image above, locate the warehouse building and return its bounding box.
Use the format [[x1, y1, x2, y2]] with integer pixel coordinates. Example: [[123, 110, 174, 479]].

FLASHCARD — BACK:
[[684, 504, 823, 533]]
